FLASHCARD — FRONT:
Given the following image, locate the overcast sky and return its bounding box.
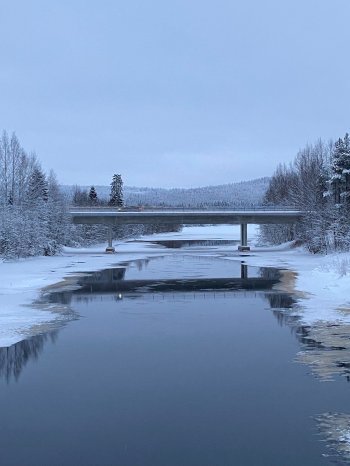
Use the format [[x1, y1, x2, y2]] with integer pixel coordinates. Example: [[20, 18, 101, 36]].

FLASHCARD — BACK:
[[1, 0, 349, 188]]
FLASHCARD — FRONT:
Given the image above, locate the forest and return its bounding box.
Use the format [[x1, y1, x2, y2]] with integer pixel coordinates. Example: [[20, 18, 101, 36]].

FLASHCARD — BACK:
[[66, 178, 270, 209], [0, 131, 68, 257], [261, 134, 350, 252]]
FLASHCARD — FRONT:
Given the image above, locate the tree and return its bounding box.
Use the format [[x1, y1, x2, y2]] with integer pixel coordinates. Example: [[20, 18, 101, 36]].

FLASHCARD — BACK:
[[0, 130, 10, 204], [45, 170, 68, 255], [88, 186, 98, 205], [72, 186, 89, 206], [27, 165, 48, 204], [261, 138, 335, 252], [0, 130, 72, 258], [328, 133, 350, 206], [9, 133, 21, 205], [109, 174, 123, 207]]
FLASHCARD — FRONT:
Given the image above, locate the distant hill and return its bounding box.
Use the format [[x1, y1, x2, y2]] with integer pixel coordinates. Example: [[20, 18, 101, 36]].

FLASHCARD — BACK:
[[62, 177, 270, 208]]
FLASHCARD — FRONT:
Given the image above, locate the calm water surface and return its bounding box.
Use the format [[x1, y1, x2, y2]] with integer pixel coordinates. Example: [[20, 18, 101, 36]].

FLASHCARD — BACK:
[[0, 252, 349, 465]]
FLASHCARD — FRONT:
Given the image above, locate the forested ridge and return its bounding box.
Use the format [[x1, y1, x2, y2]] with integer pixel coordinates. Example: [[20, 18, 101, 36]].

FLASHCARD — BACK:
[[261, 135, 350, 252], [65, 177, 269, 208]]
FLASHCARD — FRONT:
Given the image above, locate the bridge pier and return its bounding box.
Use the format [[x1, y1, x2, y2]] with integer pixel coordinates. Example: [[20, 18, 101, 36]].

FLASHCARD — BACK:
[[240, 262, 248, 279], [238, 223, 250, 251], [105, 225, 115, 253]]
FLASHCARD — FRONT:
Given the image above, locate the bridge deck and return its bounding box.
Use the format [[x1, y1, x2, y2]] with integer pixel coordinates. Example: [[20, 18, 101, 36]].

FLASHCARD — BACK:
[[69, 209, 304, 225]]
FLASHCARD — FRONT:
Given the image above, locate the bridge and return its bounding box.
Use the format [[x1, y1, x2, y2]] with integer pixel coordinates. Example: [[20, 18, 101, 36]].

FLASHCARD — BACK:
[[69, 208, 304, 252]]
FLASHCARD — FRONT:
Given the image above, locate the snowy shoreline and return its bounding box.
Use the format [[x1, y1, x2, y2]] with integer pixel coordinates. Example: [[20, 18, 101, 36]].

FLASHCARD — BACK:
[[1, 224, 350, 348]]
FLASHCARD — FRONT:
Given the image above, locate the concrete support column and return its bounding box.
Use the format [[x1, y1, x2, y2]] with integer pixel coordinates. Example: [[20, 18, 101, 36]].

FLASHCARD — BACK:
[[238, 223, 250, 251], [240, 262, 248, 279], [106, 225, 115, 253]]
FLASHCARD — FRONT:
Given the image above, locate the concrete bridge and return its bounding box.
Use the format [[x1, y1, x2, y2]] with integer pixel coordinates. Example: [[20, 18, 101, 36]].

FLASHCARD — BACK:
[[69, 208, 304, 252]]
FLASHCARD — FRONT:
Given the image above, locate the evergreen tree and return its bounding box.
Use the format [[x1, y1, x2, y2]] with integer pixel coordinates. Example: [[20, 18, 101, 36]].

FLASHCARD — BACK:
[[45, 170, 68, 255], [329, 133, 350, 205], [109, 174, 123, 207], [27, 166, 48, 204], [88, 186, 98, 205]]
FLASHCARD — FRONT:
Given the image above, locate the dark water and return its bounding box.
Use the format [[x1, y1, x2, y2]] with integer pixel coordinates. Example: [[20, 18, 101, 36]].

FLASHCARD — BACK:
[[1, 254, 350, 465]]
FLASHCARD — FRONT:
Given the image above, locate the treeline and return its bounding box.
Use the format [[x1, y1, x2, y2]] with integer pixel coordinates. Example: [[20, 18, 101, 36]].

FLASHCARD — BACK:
[[124, 179, 270, 208], [64, 177, 270, 209], [261, 135, 350, 252], [72, 174, 124, 207], [0, 131, 68, 257]]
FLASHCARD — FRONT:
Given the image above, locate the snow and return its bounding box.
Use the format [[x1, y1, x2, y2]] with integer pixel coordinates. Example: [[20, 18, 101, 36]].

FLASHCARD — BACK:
[[237, 243, 350, 326], [0, 241, 161, 347], [1, 224, 350, 348]]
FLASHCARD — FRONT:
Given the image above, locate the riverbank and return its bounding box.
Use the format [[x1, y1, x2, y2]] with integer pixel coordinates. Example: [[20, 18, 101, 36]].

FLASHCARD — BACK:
[[0, 224, 350, 347], [239, 243, 350, 326]]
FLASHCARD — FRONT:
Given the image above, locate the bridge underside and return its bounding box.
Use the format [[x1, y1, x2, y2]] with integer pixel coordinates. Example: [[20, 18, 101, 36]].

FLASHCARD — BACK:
[[70, 210, 303, 253], [71, 211, 302, 226]]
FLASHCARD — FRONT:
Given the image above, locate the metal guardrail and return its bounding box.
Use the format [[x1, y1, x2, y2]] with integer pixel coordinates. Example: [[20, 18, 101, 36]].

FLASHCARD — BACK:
[[68, 205, 300, 212]]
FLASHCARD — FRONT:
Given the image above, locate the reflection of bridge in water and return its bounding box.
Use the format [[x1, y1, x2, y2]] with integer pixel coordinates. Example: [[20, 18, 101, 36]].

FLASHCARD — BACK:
[[48, 264, 284, 305]]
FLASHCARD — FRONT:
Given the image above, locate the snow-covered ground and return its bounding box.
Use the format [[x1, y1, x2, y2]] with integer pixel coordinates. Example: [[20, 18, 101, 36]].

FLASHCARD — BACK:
[[238, 241, 350, 327], [1, 224, 350, 347]]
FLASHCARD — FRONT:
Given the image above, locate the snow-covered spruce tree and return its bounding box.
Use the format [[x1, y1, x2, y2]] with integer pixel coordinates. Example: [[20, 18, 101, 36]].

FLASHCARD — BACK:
[[25, 164, 68, 256], [45, 170, 69, 255], [328, 134, 350, 205], [27, 165, 49, 204], [109, 174, 124, 207], [325, 134, 350, 249], [88, 186, 98, 205]]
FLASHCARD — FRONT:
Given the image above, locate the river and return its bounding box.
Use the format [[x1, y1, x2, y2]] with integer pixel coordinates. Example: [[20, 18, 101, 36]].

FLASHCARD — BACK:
[[0, 236, 349, 465]]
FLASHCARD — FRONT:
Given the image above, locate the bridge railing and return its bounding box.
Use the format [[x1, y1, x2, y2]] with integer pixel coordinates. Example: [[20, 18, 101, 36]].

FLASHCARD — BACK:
[[68, 205, 301, 212]]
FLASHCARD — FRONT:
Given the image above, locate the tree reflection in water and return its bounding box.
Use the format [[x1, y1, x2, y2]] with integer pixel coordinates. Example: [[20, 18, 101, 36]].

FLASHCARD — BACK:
[[0, 331, 59, 382], [260, 265, 350, 383]]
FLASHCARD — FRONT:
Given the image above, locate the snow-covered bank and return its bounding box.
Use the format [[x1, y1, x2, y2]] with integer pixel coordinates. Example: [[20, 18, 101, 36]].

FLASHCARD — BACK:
[[0, 241, 173, 347], [1, 223, 350, 348], [238, 244, 350, 326]]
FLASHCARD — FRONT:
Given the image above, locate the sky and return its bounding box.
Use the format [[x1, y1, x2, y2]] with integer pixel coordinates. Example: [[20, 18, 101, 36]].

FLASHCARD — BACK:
[[1, 0, 350, 188]]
